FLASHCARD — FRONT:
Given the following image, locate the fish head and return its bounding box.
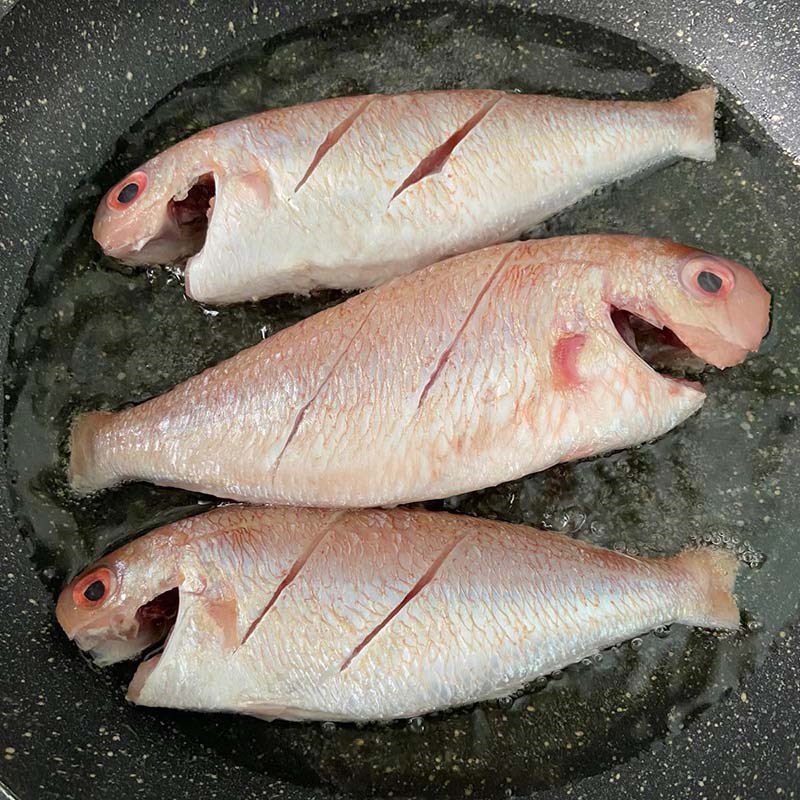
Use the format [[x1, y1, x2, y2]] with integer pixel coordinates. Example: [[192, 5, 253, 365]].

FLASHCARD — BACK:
[[606, 238, 771, 371], [56, 534, 182, 667], [92, 135, 217, 267]]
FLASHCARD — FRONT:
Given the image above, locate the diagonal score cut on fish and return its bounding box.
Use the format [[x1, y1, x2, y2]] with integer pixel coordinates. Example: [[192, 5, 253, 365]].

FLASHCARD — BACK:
[[92, 88, 719, 304], [69, 235, 771, 508], [56, 506, 742, 723]]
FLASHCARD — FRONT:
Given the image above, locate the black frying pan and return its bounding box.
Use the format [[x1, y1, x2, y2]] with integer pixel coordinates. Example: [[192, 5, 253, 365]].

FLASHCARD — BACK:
[[2, 2, 799, 799]]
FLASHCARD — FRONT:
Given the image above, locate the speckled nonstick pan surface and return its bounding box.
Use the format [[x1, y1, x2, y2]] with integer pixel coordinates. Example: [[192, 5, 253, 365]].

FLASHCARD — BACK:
[[1, 2, 799, 799]]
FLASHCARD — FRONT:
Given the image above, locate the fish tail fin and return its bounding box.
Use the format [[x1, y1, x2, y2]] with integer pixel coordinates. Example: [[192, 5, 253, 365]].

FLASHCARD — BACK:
[[673, 547, 740, 630], [69, 410, 117, 493], [672, 87, 718, 162]]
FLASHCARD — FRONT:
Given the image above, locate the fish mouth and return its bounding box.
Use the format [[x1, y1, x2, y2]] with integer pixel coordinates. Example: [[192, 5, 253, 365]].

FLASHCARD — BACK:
[[100, 173, 216, 267], [611, 308, 706, 391], [74, 587, 180, 668], [126, 587, 185, 703], [167, 172, 216, 254]]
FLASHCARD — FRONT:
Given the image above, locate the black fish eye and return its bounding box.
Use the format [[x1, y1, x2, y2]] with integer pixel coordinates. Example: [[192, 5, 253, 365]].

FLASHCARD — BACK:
[[83, 580, 106, 602], [697, 270, 723, 293], [117, 182, 140, 204]]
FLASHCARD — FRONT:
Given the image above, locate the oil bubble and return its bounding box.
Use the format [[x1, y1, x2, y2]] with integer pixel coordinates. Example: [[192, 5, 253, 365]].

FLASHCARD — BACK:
[[407, 717, 425, 733]]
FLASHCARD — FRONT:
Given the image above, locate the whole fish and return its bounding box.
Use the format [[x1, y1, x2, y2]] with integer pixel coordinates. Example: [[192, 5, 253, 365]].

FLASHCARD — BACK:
[[56, 506, 740, 721], [92, 88, 717, 304], [69, 235, 770, 506]]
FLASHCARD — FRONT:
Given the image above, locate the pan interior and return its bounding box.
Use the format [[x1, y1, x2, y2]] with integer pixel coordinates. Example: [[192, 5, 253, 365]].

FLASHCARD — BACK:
[[3, 4, 799, 798]]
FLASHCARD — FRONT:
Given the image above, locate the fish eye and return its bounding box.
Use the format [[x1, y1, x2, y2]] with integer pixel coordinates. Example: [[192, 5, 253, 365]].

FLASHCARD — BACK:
[[681, 256, 734, 299], [697, 270, 723, 293], [117, 183, 139, 204], [84, 580, 105, 602], [107, 171, 148, 211], [73, 567, 116, 608]]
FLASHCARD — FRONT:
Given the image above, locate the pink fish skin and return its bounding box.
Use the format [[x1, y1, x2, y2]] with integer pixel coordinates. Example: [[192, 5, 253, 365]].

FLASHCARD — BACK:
[[92, 88, 717, 304], [69, 235, 770, 507], [56, 506, 740, 722]]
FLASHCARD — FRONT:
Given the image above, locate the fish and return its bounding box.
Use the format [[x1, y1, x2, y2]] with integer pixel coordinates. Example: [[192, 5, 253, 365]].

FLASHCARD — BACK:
[[92, 88, 718, 304], [55, 506, 740, 722], [68, 235, 770, 506]]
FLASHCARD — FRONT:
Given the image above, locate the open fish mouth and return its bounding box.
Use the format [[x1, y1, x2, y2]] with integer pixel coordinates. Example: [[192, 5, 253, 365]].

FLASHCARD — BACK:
[[611, 308, 707, 389], [125, 587, 186, 702], [133, 586, 181, 654], [107, 173, 218, 267], [77, 587, 181, 667], [168, 172, 216, 251]]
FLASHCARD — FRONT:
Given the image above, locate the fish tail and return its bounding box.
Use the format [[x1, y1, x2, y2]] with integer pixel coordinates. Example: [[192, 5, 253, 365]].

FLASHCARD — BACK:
[[69, 410, 117, 493], [673, 547, 740, 630], [671, 87, 718, 162]]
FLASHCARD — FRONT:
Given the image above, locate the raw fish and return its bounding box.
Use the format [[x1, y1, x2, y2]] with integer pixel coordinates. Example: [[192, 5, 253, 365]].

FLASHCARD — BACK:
[[93, 89, 718, 303], [70, 235, 770, 507], [56, 506, 740, 722]]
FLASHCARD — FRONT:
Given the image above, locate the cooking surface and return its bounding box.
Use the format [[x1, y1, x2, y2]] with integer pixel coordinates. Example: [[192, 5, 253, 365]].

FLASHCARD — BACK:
[[1, 2, 800, 800]]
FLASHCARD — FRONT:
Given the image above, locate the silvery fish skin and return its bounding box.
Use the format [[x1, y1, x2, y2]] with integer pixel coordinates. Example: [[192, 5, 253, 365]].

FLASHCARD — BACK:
[[56, 506, 740, 722], [92, 88, 717, 304], [69, 235, 771, 507]]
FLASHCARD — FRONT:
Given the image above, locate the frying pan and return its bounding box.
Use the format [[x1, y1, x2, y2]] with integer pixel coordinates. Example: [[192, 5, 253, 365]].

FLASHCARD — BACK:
[[1, 1, 799, 798]]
